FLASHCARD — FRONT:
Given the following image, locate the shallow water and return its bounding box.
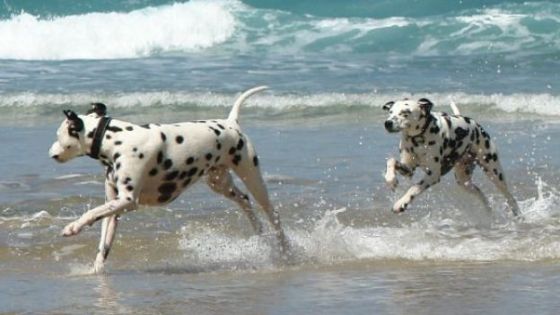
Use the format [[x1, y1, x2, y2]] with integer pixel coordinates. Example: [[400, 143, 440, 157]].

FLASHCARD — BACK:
[[1, 114, 560, 314], [2, 0, 560, 313]]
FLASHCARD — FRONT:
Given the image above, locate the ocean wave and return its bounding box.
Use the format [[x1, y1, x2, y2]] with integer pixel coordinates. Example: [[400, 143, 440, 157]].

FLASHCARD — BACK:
[[0, 1, 236, 60], [1, 91, 560, 118], [0, 0, 558, 60]]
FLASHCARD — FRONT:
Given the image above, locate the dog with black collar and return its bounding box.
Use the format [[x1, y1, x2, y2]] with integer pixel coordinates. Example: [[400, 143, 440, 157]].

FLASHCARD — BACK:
[[49, 86, 289, 272], [382, 98, 520, 215]]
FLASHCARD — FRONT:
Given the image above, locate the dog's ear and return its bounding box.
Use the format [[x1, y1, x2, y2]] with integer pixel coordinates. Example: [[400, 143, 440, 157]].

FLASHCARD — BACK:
[[418, 98, 433, 113], [382, 101, 394, 111], [63, 110, 84, 132], [87, 103, 107, 117]]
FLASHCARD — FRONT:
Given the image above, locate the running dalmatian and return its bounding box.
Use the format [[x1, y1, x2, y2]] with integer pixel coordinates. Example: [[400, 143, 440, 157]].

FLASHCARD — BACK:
[[49, 86, 289, 273], [382, 98, 520, 215]]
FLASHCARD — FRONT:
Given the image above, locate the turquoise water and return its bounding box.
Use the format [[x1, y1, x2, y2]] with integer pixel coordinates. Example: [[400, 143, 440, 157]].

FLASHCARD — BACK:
[[1, 1, 560, 314]]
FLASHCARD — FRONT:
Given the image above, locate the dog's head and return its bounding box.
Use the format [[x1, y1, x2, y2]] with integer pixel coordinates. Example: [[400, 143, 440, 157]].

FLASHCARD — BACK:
[[49, 103, 107, 163], [382, 98, 433, 134]]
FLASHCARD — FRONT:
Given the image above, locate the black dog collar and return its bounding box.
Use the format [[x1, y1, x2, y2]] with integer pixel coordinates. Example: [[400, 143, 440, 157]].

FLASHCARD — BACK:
[[408, 114, 434, 144], [88, 116, 112, 159]]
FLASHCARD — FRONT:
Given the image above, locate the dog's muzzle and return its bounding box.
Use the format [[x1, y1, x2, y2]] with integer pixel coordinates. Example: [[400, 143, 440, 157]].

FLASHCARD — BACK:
[[384, 120, 399, 133]]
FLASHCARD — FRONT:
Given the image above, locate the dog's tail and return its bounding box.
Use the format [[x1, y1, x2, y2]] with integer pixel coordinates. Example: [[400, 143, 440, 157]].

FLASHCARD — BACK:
[[450, 101, 461, 115], [227, 86, 268, 122]]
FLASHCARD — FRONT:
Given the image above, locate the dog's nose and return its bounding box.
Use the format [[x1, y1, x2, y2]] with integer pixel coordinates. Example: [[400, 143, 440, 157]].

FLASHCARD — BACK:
[[384, 120, 393, 131], [51, 154, 59, 160]]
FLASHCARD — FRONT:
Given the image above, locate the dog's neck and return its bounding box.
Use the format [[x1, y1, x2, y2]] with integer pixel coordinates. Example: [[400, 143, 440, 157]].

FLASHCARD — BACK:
[[81, 115, 114, 161], [88, 116, 112, 159]]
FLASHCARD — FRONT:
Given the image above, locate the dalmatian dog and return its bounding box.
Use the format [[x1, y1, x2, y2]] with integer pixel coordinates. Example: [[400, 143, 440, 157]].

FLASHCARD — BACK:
[[49, 86, 289, 273], [382, 98, 520, 216]]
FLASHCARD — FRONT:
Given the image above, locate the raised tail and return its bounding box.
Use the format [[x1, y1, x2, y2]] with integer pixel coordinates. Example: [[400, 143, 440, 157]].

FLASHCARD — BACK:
[[227, 86, 268, 122], [450, 101, 461, 115]]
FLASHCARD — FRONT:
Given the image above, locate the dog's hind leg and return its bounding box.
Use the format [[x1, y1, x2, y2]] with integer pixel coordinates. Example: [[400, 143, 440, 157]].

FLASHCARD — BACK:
[[207, 166, 264, 234], [231, 143, 290, 255], [475, 135, 520, 216], [454, 158, 491, 212], [478, 155, 520, 216]]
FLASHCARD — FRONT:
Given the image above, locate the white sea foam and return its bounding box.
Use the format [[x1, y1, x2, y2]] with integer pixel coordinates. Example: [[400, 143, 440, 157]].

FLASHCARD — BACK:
[[177, 181, 560, 266], [0, 0, 236, 60], [2, 91, 560, 117]]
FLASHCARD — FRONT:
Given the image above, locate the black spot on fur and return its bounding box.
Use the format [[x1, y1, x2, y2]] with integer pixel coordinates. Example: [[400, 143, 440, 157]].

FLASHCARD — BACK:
[[149, 168, 158, 176], [229, 147, 236, 155], [105, 134, 112, 140], [233, 154, 241, 165], [448, 139, 456, 148], [126, 126, 133, 131], [87, 131, 94, 138], [199, 169, 204, 176], [455, 127, 469, 141], [156, 151, 164, 165], [179, 171, 188, 180], [160, 132, 167, 142], [139, 153, 144, 159], [165, 170, 179, 181], [499, 173, 504, 181], [163, 159, 173, 170], [113, 153, 121, 160], [141, 124, 150, 129], [217, 124, 225, 130], [205, 153, 213, 161], [186, 157, 195, 165], [216, 142, 222, 150], [115, 141, 122, 146], [107, 126, 123, 133], [176, 136, 184, 144], [126, 185, 133, 192], [209, 127, 221, 136], [253, 156, 259, 166], [187, 167, 198, 177], [158, 182, 177, 195], [215, 156, 221, 163], [236, 139, 244, 150]]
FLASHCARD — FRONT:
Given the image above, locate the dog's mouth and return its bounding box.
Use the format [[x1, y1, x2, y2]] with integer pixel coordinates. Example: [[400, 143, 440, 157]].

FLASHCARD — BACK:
[[384, 121, 401, 133]]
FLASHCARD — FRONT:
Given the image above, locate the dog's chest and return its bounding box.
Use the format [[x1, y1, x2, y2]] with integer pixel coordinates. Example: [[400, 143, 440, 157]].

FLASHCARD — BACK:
[[401, 133, 440, 162]]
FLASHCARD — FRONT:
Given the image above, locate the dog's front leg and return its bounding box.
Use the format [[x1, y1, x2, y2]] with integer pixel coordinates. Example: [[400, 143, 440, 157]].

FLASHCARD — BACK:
[[392, 170, 440, 213], [62, 197, 137, 237], [92, 179, 119, 273], [385, 158, 415, 191]]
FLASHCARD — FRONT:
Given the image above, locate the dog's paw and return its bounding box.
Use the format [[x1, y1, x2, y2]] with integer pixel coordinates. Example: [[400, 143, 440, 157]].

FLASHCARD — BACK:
[[61, 220, 83, 237], [92, 256, 106, 274], [385, 175, 398, 191], [392, 200, 408, 213]]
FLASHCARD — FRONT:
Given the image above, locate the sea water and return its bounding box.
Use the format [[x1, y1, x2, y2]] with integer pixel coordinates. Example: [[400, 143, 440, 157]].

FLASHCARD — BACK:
[[1, 1, 560, 314]]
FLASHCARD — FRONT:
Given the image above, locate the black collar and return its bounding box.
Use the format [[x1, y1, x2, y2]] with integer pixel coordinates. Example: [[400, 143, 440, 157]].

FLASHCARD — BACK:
[[407, 114, 433, 144], [88, 116, 112, 159]]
